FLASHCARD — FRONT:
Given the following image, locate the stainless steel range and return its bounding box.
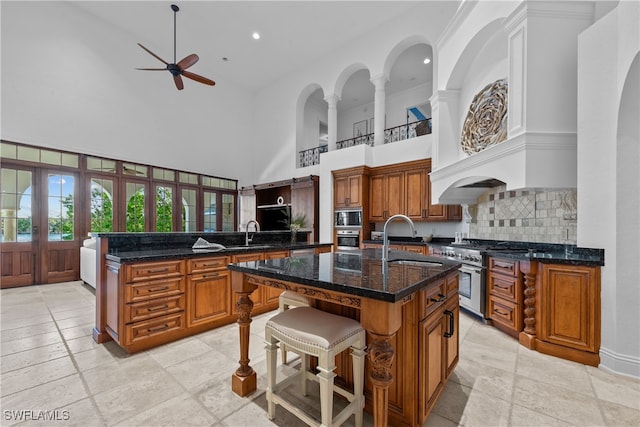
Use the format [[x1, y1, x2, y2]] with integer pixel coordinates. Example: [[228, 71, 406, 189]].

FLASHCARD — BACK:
[[430, 244, 485, 317]]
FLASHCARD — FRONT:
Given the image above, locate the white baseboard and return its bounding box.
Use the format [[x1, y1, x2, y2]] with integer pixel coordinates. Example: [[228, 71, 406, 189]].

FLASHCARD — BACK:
[[599, 346, 640, 379]]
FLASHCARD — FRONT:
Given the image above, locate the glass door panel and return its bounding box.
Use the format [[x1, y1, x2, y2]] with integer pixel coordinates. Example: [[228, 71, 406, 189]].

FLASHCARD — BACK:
[[181, 188, 197, 232], [222, 193, 235, 231], [47, 173, 75, 241], [155, 185, 174, 231], [90, 177, 114, 232], [0, 166, 36, 287], [204, 191, 217, 232], [125, 181, 146, 232]]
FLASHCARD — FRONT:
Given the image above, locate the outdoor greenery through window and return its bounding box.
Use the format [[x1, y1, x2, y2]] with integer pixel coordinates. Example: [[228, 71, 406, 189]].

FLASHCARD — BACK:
[[155, 186, 173, 232], [47, 174, 74, 241]]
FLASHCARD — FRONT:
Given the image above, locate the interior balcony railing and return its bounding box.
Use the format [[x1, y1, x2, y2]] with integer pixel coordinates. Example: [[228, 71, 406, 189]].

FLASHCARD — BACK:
[[298, 118, 431, 168]]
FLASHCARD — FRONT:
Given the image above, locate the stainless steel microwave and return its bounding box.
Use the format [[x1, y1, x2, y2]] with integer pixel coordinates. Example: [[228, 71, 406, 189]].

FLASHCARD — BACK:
[[335, 209, 362, 227]]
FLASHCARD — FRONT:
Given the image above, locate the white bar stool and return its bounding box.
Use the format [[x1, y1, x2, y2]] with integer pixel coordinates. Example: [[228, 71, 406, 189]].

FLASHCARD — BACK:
[[265, 306, 366, 427], [278, 290, 310, 364]]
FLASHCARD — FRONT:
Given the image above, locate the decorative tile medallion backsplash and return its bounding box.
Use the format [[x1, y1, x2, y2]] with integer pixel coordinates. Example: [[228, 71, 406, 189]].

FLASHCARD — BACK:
[[469, 186, 577, 244]]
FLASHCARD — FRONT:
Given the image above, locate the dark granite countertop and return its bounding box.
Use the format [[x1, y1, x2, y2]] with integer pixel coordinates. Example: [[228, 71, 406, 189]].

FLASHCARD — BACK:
[[227, 248, 462, 303], [104, 242, 332, 263], [485, 249, 604, 266]]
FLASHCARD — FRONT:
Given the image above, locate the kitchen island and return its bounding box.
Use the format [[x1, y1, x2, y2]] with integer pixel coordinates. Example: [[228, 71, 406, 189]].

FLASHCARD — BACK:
[[228, 249, 461, 427]]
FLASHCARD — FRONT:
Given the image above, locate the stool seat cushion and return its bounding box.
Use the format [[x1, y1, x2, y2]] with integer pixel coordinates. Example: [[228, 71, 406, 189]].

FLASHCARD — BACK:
[[267, 307, 364, 351]]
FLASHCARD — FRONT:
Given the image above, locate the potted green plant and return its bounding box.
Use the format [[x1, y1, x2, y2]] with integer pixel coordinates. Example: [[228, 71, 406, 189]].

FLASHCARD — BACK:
[[287, 213, 307, 243]]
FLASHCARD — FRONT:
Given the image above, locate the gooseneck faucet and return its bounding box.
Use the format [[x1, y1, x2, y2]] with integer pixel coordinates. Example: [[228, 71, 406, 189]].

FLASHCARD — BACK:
[[245, 220, 260, 246], [382, 214, 416, 262]]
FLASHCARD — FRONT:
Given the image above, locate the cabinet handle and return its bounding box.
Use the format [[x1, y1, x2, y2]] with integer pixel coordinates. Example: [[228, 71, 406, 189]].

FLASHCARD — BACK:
[[147, 304, 169, 312], [147, 324, 169, 332], [147, 267, 170, 273], [494, 283, 510, 290], [444, 309, 454, 338], [148, 286, 169, 293], [203, 263, 221, 268], [430, 293, 446, 303], [422, 209, 427, 218], [494, 308, 509, 317], [203, 273, 219, 278]]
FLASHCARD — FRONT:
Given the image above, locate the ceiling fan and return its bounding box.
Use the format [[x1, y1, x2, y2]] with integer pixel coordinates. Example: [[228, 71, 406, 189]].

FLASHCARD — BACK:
[[136, 4, 215, 91]]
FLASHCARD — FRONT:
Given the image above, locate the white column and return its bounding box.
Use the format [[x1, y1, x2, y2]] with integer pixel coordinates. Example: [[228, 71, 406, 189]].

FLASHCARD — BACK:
[[324, 94, 340, 151], [370, 74, 388, 146], [429, 89, 460, 170]]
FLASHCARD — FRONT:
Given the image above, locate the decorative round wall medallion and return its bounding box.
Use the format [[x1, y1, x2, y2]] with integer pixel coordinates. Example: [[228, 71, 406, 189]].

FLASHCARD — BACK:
[[461, 78, 508, 155], [276, 196, 284, 205]]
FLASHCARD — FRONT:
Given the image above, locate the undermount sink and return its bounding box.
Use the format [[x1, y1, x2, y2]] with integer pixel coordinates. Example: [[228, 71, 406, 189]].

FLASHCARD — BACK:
[[224, 245, 272, 251], [388, 259, 443, 267]]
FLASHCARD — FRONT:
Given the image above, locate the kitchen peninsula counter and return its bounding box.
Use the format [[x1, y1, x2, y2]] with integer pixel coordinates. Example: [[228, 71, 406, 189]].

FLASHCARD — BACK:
[[228, 249, 461, 427]]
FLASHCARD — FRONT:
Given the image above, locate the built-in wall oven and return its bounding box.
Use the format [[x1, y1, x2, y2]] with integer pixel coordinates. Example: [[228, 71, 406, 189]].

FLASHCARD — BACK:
[[336, 229, 361, 251]]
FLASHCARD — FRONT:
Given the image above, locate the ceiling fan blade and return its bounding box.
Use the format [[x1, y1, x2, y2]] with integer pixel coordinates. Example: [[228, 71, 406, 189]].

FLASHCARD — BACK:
[[137, 43, 168, 65], [173, 74, 184, 90], [135, 68, 167, 71], [177, 54, 199, 71], [182, 71, 216, 86]]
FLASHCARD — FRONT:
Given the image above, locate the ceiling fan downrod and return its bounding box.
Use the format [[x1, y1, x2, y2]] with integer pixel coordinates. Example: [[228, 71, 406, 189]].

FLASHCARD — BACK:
[[171, 4, 179, 64]]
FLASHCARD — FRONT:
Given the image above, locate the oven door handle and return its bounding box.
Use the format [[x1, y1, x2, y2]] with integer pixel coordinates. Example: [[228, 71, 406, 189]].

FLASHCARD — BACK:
[[459, 265, 482, 275]]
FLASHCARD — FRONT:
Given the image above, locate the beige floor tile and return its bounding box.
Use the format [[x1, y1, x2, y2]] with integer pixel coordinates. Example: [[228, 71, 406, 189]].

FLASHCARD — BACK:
[[65, 334, 102, 354], [459, 338, 518, 373], [147, 336, 214, 368], [50, 307, 94, 322], [197, 374, 266, 421], [93, 370, 184, 424], [0, 321, 58, 342], [59, 324, 94, 341], [0, 341, 68, 374], [587, 366, 640, 411], [422, 412, 459, 427], [82, 353, 162, 395], [0, 331, 63, 356], [450, 356, 515, 398], [599, 399, 640, 426], [460, 388, 511, 427], [115, 392, 219, 426], [56, 398, 104, 427], [0, 315, 55, 331], [509, 403, 573, 426], [1, 374, 89, 415], [55, 315, 95, 330], [513, 375, 606, 426], [430, 380, 472, 425], [73, 345, 117, 372], [0, 356, 77, 397], [516, 346, 594, 397], [165, 348, 236, 391], [220, 399, 278, 427]]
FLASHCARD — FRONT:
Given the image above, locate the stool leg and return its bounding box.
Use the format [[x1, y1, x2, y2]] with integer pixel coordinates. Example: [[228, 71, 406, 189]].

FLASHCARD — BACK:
[[281, 343, 288, 364], [351, 343, 366, 427], [300, 353, 309, 396], [265, 335, 278, 420], [316, 360, 337, 427]]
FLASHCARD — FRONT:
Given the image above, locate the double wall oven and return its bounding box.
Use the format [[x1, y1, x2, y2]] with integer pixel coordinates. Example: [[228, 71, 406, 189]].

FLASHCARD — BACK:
[[335, 209, 362, 251]]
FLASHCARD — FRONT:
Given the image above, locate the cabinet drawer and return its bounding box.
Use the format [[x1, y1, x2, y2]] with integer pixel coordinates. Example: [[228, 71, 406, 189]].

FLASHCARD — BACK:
[[188, 256, 230, 274], [124, 312, 185, 345], [124, 294, 185, 323], [488, 258, 520, 277], [445, 273, 459, 297], [488, 273, 519, 302], [125, 277, 185, 303], [419, 279, 446, 319], [125, 260, 185, 282], [488, 297, 521, 331]]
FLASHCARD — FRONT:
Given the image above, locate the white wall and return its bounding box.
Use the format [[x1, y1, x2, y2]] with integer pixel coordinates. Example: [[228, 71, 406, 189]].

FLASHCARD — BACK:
[[301, 95, 328, 152], [578, 0, 640, 378], [0, 2, 255, 182]]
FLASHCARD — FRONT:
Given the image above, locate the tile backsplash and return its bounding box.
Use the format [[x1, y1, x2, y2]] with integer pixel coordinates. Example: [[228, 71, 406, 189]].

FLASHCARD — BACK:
[[469, 186, 577, 244]]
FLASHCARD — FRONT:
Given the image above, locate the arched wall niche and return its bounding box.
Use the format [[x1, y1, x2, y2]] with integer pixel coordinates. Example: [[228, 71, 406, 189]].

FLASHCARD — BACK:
[[295, 83, 326, 164], [333, 63, 369, 100], [382, 34, 431, 79]]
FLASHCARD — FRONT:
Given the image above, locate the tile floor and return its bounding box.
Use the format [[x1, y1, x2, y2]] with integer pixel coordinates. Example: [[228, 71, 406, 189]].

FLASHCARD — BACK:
[[1, 281, 638, 427]]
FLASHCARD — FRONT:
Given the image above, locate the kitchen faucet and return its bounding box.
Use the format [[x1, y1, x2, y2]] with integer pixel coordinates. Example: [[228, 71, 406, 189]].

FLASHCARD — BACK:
[[245, 220, 260, 246], [382, 214, 416, 262]]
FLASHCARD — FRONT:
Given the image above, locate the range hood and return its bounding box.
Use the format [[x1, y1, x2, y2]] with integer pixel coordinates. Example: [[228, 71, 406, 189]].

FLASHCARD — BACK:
[[430, 131, 577, 205]]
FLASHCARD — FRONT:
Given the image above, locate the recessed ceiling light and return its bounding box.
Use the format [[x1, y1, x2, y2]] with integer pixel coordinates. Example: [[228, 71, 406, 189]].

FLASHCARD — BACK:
[[222, 57, 229, 62], [252, 32, 260, 40], [423, 58, 431, 64]]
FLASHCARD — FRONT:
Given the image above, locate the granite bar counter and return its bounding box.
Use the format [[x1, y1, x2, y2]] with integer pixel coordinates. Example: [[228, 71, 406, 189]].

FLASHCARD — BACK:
[[227, 248, 461, 427]]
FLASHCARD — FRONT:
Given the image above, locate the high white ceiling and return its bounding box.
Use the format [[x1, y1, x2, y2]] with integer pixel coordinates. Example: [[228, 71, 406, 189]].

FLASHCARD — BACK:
[[72, 1, 432, 93]]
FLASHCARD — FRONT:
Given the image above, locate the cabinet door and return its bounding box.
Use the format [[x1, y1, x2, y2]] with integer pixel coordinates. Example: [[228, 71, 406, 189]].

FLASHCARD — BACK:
[[347, 175, 362, 207], [187, 270, 231, 327], [334, 176, 349, 208], [540, 264, 599, 353], [386, 171, 405, 218], [406, 168, 428, 220], [369, 174, 386, 221], [419, 310, 446, 423], [426, 173, 446, 221]]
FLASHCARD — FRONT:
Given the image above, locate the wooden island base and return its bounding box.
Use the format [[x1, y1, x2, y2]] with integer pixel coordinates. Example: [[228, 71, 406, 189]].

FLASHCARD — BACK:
[[230, 268, 460, 427]]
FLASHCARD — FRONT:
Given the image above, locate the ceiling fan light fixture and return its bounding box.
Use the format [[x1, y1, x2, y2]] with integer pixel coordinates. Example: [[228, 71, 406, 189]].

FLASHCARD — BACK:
[[135, 4, 215, 90]]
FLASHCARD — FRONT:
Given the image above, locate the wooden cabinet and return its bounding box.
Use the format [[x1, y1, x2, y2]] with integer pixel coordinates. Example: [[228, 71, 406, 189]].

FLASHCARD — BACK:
[[115, 260, 187, 352], [366, 159, 461, 222], [369, 170, 404, 221], [487, 257, 523, 338], [232, 251, 289, 311], [362, 242, 426, 255], [333, 167, 369, 209], [536, 263, 601, 366], [291, 176, 319, 242], [418, 274, 458, 424], [186, 256, 232, 329]]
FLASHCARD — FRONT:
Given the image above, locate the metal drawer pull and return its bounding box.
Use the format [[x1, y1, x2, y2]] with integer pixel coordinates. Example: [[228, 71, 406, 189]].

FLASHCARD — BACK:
[[494, 283, 510, 289], [444, 310, 454, 338], [147, 324, 169, 332], [148, 305, 169, 312], [203, 263, 221, 267], [494, 308, 509, 316], [430, 294, 446, 303], [203, 273, 219, 278], [147, 267, 170, 273], [148, 286, 169, 293]]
